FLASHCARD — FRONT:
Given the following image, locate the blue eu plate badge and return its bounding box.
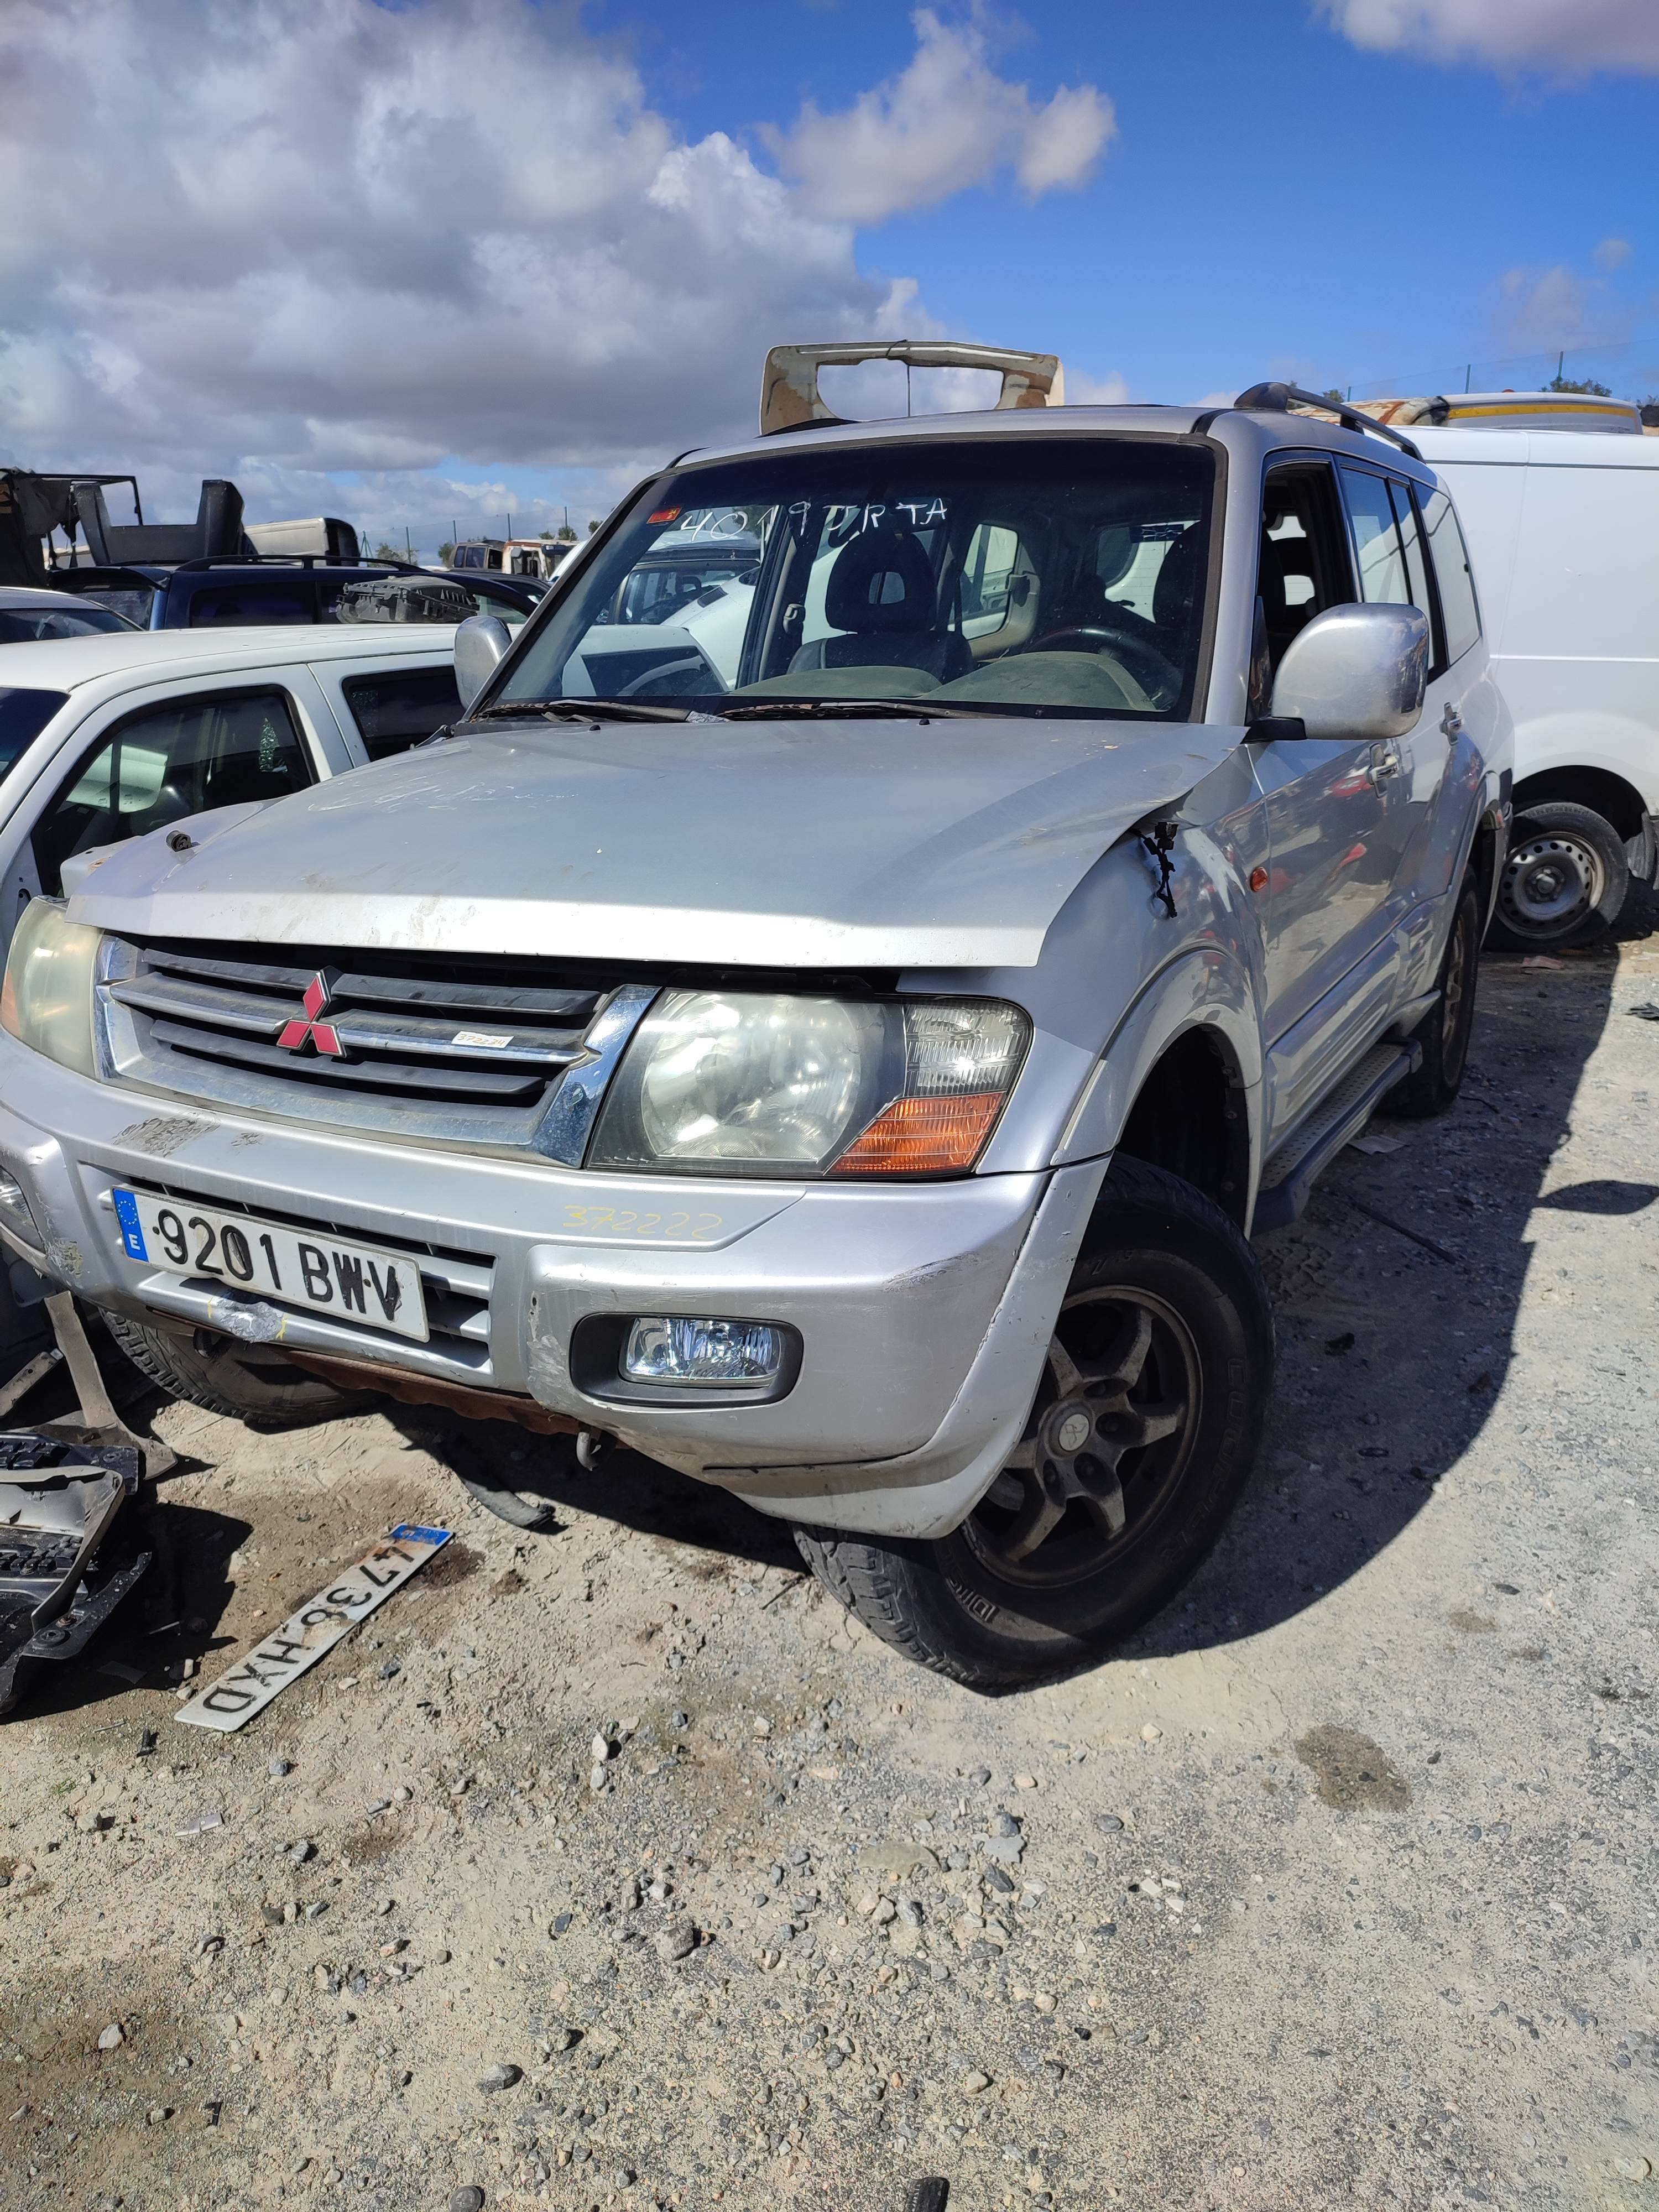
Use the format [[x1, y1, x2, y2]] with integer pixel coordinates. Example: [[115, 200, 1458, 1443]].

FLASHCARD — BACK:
[[112, 1188, 148, 1261]]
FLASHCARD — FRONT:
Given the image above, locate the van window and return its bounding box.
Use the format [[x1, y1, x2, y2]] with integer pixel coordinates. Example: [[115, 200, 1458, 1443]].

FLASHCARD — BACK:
[[32, 688, 312, 894], [340, 666, 463, 761], [1420, 488, 1481, 666], [1339, 466, 1409, 604]]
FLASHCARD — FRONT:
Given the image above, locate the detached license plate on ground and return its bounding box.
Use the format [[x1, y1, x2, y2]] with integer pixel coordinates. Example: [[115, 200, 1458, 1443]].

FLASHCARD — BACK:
[[174, 1525, 452, 1733], [112, 1188, 429, 1343]]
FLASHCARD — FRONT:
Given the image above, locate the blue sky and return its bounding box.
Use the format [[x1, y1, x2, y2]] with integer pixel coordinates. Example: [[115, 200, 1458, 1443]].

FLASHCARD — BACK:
[[586, 0, 1657, 405], [3, 0, 1654, 554]]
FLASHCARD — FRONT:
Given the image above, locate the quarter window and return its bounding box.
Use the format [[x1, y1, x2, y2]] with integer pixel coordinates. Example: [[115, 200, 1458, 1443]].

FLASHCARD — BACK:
[[1420, 488, 1482, 666], [1388, 478, 1432, 623], [341, 666, 463, 761], [32, 688, 312, 895]]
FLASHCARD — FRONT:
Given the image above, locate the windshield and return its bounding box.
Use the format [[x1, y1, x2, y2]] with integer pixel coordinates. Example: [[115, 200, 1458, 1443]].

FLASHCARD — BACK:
[[0, 601, 137, 641], [0, 688, 69, 784], [498, 436, 1215, 719]]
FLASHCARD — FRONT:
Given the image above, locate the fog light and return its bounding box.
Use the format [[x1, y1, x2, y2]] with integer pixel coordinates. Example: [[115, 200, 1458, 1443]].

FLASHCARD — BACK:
[[0, 1171, 43, 1253], [622, 1317, 784, 1389]]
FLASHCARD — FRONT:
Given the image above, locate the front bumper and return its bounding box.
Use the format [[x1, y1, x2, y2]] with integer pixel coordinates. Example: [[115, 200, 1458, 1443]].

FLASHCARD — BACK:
[[0, 1039, 1106, 1538]]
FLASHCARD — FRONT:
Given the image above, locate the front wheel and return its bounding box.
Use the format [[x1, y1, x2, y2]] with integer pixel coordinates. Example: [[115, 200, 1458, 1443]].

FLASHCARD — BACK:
[[102, 1312, 367, 1428], [1487, 801, 1628, 951], [794, 1158, 1273, 1689]]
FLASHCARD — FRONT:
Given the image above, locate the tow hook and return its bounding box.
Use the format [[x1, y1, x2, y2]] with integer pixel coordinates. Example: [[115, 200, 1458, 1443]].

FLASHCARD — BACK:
[[576, 1428, 607, 1471]]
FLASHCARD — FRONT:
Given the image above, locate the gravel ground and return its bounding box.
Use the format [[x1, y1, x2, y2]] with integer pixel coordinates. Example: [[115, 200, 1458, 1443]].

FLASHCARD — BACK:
[[2, 930, 1657, 2212]]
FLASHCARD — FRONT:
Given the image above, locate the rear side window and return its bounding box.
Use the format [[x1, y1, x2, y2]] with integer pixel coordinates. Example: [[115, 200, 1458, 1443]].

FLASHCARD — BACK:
[[32, 688, 312, 894], [1339, 465, 1410, 604], [1420, 488, 1481, 666], [187, 582, 317, 626], [0, 689, 69, 787], [79, 586, 156, 627], [340, 666, 462, 761]]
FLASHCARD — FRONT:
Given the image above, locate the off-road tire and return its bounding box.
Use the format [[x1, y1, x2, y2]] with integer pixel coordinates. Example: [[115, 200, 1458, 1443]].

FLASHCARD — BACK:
[[102, 1312, 367, 1428], [1389, 869, 1481, 1120], [793, 1157, 1274, 1689], [1487, 800, 1629, 952]]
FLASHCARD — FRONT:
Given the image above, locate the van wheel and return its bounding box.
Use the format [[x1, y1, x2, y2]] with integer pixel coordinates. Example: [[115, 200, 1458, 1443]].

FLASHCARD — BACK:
[[1387, 870, 1480, 1119], [1488, 801, 1628, 951], [792, 1158, 1273, 1689], [102, 1312, 368, 1428]]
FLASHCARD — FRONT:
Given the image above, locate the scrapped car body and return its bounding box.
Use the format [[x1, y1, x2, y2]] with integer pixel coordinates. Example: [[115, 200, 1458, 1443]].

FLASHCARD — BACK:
[[0, 625, 460, 967], [0, 586, 141, 642], [0, 352, 1512, 1683]]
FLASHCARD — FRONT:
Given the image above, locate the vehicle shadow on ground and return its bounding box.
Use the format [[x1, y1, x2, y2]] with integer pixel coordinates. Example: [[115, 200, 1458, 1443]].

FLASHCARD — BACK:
[[410, 1414, 804, 1573], [1130, 921, 1642, 1663]]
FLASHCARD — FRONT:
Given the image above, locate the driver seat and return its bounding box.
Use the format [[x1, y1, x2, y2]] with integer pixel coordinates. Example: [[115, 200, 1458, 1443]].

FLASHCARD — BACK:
[[790, 529, 972, 682]]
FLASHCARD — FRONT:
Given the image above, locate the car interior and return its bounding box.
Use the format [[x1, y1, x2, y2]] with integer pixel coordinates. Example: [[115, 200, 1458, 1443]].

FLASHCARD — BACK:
[[32, 688, 312, 894], [517, 444, 1218, 719]]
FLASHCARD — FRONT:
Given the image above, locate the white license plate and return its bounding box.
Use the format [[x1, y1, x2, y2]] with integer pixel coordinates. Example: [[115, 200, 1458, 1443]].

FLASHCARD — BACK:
[[112, 1188, 429, 1343]]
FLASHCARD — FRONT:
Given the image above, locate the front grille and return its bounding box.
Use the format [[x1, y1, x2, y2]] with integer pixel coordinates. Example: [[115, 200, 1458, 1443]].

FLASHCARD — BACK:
[[100, 937, 647, 1157]]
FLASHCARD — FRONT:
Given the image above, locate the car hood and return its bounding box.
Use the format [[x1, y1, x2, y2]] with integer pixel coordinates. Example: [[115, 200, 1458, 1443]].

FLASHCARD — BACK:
[[70, 715, 1240, 968]]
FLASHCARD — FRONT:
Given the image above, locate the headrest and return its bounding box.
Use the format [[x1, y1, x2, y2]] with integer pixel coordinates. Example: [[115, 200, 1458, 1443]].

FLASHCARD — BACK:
[[824, 529, 937, 634], [1259, 534, 1315, 589]]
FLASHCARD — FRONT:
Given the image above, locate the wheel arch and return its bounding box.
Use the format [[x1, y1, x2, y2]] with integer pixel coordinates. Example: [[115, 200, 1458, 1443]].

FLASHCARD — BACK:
[[1051, 948, 1260, 1229], [1513, 764, 1650, 844]]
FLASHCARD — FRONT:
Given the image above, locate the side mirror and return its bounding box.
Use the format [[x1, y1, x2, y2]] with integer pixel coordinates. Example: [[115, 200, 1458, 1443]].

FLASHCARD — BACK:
[[1267, 603, 1428, 743], [453, 613, 512, 713]]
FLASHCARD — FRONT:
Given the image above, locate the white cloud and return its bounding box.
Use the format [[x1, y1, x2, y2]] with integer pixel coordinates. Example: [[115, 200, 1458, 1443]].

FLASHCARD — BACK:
[[2, 0, 1052, 549], [1319, 0, 1659, 74], [765, 8, 1114, 223], [1498, 264, 1600, 350], [1067, 369, 1133, 405], [1594, 236, 1633, 270]]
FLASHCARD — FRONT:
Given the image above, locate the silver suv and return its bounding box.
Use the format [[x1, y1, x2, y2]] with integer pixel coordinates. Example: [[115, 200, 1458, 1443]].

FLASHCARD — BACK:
[[0, 346, 1511, 1686]]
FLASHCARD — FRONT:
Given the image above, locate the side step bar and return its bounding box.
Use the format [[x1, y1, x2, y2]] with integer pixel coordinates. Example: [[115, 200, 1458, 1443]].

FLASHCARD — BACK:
[[1251, 1039, 1422, 1234]]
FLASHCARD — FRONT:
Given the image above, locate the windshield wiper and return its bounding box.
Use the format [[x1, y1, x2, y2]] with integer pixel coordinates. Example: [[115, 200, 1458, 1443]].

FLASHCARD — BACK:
[[716, 696, 998, 721], [471, 698, 691, 723]]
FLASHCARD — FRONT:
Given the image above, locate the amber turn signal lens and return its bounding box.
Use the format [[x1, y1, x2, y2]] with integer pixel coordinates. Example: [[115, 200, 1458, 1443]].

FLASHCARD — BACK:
[[831, 1092, 1006, 1176]]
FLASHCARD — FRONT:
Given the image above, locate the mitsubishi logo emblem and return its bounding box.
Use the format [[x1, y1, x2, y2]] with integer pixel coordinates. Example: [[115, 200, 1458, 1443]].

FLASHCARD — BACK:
[[277, 972, 344, 1057]]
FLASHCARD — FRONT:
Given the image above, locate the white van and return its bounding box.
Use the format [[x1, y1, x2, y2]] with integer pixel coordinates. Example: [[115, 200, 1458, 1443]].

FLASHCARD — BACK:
[[1392, 420, 1659, 948]]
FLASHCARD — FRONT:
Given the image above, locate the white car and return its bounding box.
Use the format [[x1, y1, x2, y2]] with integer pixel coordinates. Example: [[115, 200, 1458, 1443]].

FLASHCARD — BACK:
[[0, 624, 460, 964], [0, 585, 140, 643]]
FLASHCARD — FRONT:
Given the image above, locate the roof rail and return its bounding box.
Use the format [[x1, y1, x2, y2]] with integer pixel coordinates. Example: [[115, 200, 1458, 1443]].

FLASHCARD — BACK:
[[760, 341, 1065, 436], [1233, 381, 1423, 463], [170, 552, 403, 574]]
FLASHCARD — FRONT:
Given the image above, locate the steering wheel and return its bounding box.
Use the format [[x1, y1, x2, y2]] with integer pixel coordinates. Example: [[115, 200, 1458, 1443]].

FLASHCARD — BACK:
[[1025, 617, 1182, 706]]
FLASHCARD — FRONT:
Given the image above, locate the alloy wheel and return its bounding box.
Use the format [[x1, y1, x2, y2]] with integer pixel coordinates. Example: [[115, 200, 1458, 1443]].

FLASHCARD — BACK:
[[967, 1287, 1202, 1587]]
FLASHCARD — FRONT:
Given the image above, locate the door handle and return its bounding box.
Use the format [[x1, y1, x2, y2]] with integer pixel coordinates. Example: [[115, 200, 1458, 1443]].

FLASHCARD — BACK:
[[1440, 703, 1463, 740], [1370, 746, 1402, 785]]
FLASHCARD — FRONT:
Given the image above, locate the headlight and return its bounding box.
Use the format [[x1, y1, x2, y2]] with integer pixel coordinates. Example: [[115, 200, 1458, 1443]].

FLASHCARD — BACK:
[[587, 990, 1028, 1178], [0, 898, 101, 1078]]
